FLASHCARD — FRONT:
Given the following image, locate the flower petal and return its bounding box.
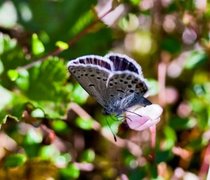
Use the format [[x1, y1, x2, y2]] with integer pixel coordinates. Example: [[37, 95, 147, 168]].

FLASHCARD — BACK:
[[126, 104, 163, 131]]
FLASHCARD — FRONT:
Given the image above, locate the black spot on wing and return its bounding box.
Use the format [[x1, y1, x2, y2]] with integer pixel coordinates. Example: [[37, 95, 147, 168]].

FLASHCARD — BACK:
[[117, 89, 124, 93], [89, 84, 95, 87]]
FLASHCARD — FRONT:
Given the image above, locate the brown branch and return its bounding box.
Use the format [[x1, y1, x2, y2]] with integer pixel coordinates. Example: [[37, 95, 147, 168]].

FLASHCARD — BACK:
[[17, 7, 114, 72]]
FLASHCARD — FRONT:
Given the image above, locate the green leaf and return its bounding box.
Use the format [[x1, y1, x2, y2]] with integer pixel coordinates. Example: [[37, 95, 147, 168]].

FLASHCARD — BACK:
[[147, 79, 159, 96], [71, 84, 89, 104], [32, 33, 45, 55], [0, 60, 4, 75], [0, 34, 17, 55], [129, 0, 141, 6], [31, 108, 45, 118], [118, 13, 139, 32], [54, 153, 72, 167], [0, 86, 13, 110], [187, 137, 208, 151], [24, 128, 43, 145], [59, 164, 80, 179], [80, 149, 95, 163], [128, 167, 147, 180], [7, 69, 18, 81], [75, 117, 94, 130], [52, 120, 69, 133], [185, 51, 208, 69], [122, 150, 136, 167], [26, 57, 68, 101], [156, 150, 173, 163], [4, 154, 27, 168], [16, 69, 29, 91], [39, 145, 59, 160], [162, 126, 177, 150], [168, 116, 196, 130], [55, 41, 69, 50], [69, 10, 94, 37]]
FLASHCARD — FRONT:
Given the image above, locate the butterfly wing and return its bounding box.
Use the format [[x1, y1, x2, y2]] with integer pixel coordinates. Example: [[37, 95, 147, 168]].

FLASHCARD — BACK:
[[104, 71, 151, 115], [68, 54, 151, 115], [105, 53, 143, 75], [68, 55, 112, 107], [104, 53, 150, 112]]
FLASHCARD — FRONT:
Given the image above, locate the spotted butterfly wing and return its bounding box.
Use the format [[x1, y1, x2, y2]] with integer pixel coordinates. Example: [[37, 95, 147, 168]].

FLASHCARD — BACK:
[[68, 53, 151, 115], [103, 54, 151, 114], [68, 55, 113, 107], [105, 53, 142, 74]]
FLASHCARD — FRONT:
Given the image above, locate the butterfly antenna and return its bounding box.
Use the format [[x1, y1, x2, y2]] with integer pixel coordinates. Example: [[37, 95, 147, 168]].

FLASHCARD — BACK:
[[125, 110, 142, 118], [105, 116, 117, 142]]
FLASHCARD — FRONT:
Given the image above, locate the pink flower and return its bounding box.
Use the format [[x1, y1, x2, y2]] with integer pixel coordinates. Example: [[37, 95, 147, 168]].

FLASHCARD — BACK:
[[126, 104, 163, 131]]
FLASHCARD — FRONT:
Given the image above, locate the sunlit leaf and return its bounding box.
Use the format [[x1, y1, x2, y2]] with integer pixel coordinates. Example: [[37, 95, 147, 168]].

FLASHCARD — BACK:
[[24, 129, 43, 145], [52, 120, 69, 133], [26, 57, 68, 101], [162, 126, 177, 150], [16, 69, 29, 91], [31, 108, 45, 118], [75, 117, 94, 130], [55, 41, 69, 50], [185, 50, 208, 69], [71, 84, 89, 104], [7, 69, 18, 81], [39, 145, 59, 160], [169, 117, 196, 130], [59, 164, 80, 179], [32, 33, 45, 55], [80, 149, 95, 163]]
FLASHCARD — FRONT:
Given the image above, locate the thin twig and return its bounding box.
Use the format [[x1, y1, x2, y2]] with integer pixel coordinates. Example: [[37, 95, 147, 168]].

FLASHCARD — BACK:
[[149, 125, 156, 162]]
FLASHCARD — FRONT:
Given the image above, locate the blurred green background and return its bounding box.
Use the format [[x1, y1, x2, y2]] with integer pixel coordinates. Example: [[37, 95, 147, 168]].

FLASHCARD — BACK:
[[0, 0, 210, 179]]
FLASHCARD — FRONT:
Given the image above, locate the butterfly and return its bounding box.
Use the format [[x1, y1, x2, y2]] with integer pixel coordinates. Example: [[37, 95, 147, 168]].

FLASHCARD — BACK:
[[67, 53, 152, 117]]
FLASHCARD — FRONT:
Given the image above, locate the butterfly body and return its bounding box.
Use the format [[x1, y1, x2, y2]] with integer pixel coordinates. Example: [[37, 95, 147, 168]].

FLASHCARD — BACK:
[[68, 53, 151, 115]]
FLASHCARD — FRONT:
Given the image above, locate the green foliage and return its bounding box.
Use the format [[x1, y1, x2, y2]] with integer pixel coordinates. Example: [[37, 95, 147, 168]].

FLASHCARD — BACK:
[[0, 0, 210, 179], [161, 36, 181, 54], [185, 50, 208, 69], [55, 41, 69, 50], [4, 154, 27, 168], [80, 149, 95, 163], [75, 117, 94, 130], [59, 164, 80, 179], [71, 84, 89, 104], [52, 120, 69, 134], [31, 33, 45, 56]]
